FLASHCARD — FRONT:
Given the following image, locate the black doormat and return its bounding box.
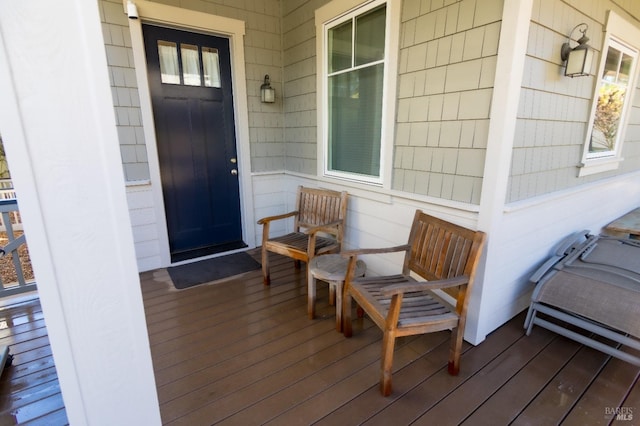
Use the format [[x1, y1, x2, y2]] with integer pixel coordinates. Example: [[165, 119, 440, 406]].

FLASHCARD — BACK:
[[168, 251, 261, 290], [171, 240, 248, 263]]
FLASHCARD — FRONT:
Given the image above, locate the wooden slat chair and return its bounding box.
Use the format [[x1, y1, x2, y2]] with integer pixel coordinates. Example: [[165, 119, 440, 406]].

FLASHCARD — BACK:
[[257, 186, 348, 286], [342, 210, 486, 396]]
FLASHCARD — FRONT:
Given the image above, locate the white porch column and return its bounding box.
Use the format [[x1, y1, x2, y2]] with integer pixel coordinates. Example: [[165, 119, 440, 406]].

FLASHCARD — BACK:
[[466, 0, 534, 344], [0, 1, 161, 424]]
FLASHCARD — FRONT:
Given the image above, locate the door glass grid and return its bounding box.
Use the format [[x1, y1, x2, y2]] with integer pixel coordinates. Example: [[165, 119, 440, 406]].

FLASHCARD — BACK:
[[156, 40, 221, 88]]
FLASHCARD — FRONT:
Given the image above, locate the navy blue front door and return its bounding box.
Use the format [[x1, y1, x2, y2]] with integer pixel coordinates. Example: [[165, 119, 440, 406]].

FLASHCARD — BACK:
[[143, 25, 244, 262]]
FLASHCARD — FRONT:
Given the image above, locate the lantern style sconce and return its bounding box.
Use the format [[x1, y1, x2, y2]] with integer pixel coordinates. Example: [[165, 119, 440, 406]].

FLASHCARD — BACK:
[[560, 23, 594, 77], [260, 75, 275, 103]]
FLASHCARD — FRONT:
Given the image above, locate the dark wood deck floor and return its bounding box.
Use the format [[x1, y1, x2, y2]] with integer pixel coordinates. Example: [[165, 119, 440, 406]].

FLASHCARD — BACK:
[[0, 294, 67, 425], [1, 249, 639, 424]]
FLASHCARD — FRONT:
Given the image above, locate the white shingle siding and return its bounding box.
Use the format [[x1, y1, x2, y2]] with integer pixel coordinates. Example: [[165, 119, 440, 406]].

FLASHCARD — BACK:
[[394, 0, 498, 204], [101, 0, 148, 181], [282, 2, 317, 176]]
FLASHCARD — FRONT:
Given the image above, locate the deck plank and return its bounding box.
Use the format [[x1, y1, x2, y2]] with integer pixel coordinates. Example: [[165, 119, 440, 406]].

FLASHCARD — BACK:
[[160, 319, 349, 423], [264, 332, 446, 425], [563, 347, 640, 425], [222, 327, 424, 425], [156, 314, 341, 403], [152, 297, 309, 378], [21, 408, 68, 426], [614, 374, 640, 425], [0, 379, 62, 417], [413, 332, 564, 425], [461, 333, 582, 424], [511, 344, 611, 425]]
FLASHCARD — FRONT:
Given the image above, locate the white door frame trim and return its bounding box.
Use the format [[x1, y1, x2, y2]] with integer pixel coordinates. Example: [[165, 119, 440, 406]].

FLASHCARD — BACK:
[[126, 1, 255, 266]]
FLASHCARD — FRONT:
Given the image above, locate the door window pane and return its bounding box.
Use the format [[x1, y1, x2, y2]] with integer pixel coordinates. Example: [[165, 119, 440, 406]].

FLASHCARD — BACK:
[[181, 44, 201, 86], [202, 47, 221, 88], [158, 41, 180, 85]]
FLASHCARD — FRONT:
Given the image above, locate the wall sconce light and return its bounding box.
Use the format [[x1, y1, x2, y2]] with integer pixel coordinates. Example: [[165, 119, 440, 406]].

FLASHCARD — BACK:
[[260, 75, 275, 103], [560, 23, 594, 77], [126, 0, 139, 19]]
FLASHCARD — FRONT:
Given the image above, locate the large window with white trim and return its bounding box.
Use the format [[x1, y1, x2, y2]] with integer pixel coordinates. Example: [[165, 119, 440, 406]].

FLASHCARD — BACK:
[[579, 11, 640, 176], [317, 0, 398, 185]]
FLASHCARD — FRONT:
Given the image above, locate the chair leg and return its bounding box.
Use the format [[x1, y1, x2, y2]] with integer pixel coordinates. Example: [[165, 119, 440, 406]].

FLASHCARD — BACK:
[[329, 284, 336, 306], [380, 330, 397, 396], [261, 248, 270, 286], [448, 326, 463, 375], [342, 290, 353, 337], [334, 281, 343, 332], [308, 274, 316, 319]]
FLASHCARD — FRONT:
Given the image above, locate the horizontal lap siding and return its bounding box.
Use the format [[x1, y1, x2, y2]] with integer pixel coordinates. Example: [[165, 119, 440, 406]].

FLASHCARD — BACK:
[[127, 183, 161, 271], [474, 171, 640, 343]]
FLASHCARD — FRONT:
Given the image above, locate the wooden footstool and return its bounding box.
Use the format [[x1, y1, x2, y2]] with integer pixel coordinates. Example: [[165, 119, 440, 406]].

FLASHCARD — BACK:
[[308, 254, 366, 331]]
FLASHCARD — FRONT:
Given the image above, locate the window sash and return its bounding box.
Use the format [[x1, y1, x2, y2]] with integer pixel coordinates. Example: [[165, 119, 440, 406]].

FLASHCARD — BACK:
[[324, 3, 386, 182], [587, 39, 637, 158], [328, 64, 383, 176], [579, 11, 640, 177]]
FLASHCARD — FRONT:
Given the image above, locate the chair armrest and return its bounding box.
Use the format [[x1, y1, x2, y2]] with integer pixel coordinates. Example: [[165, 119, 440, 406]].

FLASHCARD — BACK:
[[257, 210, 298, 225], [380, 275, 470, 296], [306, 220, 343, 235], [341, 244, 411, 258], [599, 235, 640, 248], [342, 245, 411, 293], [340, 244, 411, 284]]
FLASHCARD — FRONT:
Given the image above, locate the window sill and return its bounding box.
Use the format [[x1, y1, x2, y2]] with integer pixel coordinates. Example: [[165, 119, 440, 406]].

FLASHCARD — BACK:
[[577, 157, 623, 177]]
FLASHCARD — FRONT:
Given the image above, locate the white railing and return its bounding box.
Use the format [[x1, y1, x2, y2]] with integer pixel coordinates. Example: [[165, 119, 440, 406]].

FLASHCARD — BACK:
[[0, 179, 20, 232], [0, 198, 35, 297]]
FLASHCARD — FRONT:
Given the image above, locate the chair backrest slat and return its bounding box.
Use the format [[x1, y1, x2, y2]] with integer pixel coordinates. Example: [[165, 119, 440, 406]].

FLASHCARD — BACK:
[[406, 210, 483, 286], [294, 186, 348, 240]]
